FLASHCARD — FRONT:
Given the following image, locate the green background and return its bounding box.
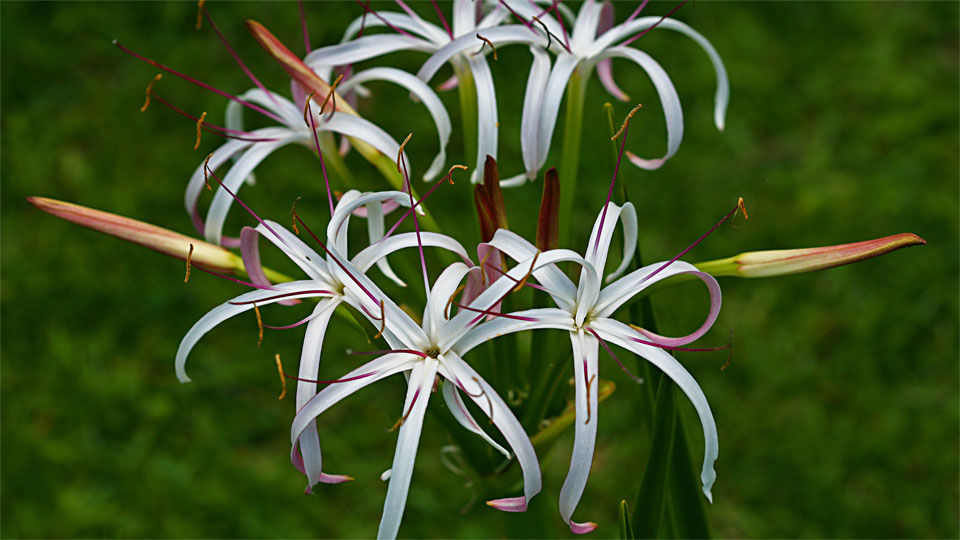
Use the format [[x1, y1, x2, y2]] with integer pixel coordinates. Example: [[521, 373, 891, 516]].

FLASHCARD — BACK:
[[2, 1, 957, 538]]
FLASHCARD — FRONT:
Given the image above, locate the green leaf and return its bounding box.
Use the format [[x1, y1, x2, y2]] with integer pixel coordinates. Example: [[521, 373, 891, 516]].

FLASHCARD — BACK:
[[619, 500, 635, 540], [631, 377, 677, 538], [669, 412, 711, 538]]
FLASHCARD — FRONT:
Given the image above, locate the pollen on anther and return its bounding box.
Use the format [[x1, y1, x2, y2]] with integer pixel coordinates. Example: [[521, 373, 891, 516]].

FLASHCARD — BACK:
[[446, 164, 468, 185], [203, 153, 213, 191], [319, 74, 344, 117], [274, 353, 287, 400], [396, 133, 413, 173], [473, 33, 498, 60], [737, 197, 749, 220], [195, 0, 206, 30], [611, 103, 643, 141], [140, 73, 162, 112], [194, 111, 207, 150], [184, 243, 194, 283], [254, 303, 264, 347], [373, 300, 386, 340], [302, 89, 317, 126], [291, 196, 302, 235]]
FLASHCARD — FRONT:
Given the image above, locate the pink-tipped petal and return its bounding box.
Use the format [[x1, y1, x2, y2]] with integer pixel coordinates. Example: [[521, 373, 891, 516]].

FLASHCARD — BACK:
[[437, 74, 460, 91], [240, 226, 299, 305], [319, 473, 354, 484], [486, 496, 527, 513], [597, 59, 630, 102], [570, 520, 599, 534]]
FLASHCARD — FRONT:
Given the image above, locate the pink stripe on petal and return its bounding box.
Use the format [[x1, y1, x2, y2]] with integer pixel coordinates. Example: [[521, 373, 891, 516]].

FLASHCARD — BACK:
[[570, 520, 599, 534], [486, 496, 527, 513]]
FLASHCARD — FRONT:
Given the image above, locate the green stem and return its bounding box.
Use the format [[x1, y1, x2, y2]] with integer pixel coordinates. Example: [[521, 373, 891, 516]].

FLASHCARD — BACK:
[[558, 68, 587, 248], [454, 61, 478, 171]]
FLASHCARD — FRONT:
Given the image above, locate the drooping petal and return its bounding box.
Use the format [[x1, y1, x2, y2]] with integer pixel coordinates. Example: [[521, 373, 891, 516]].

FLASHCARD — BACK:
[[534, 54, 582, 171], [441, 352, 542, 510], [253, 220, 331, 283], [452, 308, 574, 355], [338, 68, 452, 180], [364, 200, 407, 287], [591, 46, 682, 170], [338, 10, 447, 45], [417, 25, 547, 84], [469, 55, 499, 184], [319, 114, 410, 178], [570, 0, 604, 51], [590, 318, 718, 501], [175, 281, 336, 383], [423, 262, 472, 340], [584, 201, 638, 283], [440, 377, 510, 459], [305, 34, 437, 70], [558, 328, 600, 533], [521, 45, 552, 178], [352, 232, 471, 276], [328, 190, 410, 251], [377, 359, 438, 539], [240, 226, 298, 305]]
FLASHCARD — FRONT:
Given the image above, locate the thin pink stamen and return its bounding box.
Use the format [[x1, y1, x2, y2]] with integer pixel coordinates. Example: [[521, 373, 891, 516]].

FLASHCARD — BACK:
[[293, 213, 382, 307], [381, 170, 456, 241], [348, 349, 430, 359], [303, 99, 335, 216], [482, 258, 548, 292], [263, 310, 322, 330], [621, 0, 688, 48], [429, 0, 453, 39], [298, 0, 311, 54], [399, 152, 431, 295], [353, 0, 415, 37], [204, 164, 286, 244], [532, 0, 572, 51], [190, 263, 276, 291], [585, 326, 642, 383], [229, 290, 334, 305], [593, 121, 630, 256], [113, 40, 285, 124], [284, 371, 378, 384], [459, 303, 540, 324], [625, 0, 652, 23], [148, 93, 279, 142], [499, 0, 534, 30]]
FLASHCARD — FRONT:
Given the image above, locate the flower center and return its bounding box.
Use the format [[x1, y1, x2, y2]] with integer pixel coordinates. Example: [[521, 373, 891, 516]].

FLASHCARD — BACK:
[[425, 347, 441, 359]]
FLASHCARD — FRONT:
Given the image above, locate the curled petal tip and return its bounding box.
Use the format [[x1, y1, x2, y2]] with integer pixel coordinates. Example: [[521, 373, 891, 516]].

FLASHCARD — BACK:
[[485, 496, 527, 513], [319, 473, 354, 484], [703, 487, 714, 504], [570, 520, 598, 534]]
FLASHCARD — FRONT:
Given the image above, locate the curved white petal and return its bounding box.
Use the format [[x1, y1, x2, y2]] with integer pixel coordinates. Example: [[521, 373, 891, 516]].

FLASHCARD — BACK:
[[591, 46, 682, 170], [558, 329, 600, 531], [338, 10, 447, 45], [203, 130, 310, 245], [234, 88, 302, 128], [254, 220, 331, 283], [175, 281, 336, 383], [377, 359, 438, 539], [305, 34, 436, 69], [328, 190, 410, 250], [417, 25, 547, 83], [441, 352, 541, 507], [423, 262, 472, 340], [365, 201, 406, 287], [352, 232, 471, 275], [339, 68, 452, 180], [294, 299, 342, 489], [321, 114, 411, 180], [440, 377, 510, 459], [582, 201, 637, 283], [452, 0, 475, 37], [570, 0, 604, 51], [452, 308, 574, 355], [521, 45, 552, 178], [488, 230, 577, 311], [535, 54, 582, 171], [469, 55, 498, 183], [591, 317, 718, 501], [496, 1, 568, 43], [595, 260, 720, 324]]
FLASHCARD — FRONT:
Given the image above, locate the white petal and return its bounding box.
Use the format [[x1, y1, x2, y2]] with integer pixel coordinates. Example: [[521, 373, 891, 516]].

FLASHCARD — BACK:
[[535, 54, 582, 171], [305, 34, 436, 69], [469, 55, 498, 183], [452, 0, 474, 37], [595, 260, 720, 324], [253, 220, 330, 283], [605, 202, 637, 283], [441, 352, 542, 506], [175, 281, 335, 383], [452, 308, 574, 355], [233, 88, 302, 128], [423, 262, 472, 340], [338, 11, 447, 45], [352, 232, 471, 275], [583, 201, 624, 280], [592, 46, 682, 170], [377, 359, 438, 539], [338, 68, 452, 180], [321, 114, 412, 180], [488, 230, 577, 311], [417, 25, 547, 83], [591, 318, 718, 501], [570, 0, 603, 51], [328, 190, 410, 250], [521, 45, 552, 178], [558, 329, 600, 528], [365, 201, 407, 287], [295, 299, 342, 488], [495, 1, 569, 43], [440, 377, 510, 459], [185, 136, 253, 230]]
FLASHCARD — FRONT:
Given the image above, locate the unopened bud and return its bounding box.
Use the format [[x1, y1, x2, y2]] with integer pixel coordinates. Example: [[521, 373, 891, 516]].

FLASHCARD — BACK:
[[474, 185, 497, 242], [536, 167, 560, 251], [482, 155, 508, 230], [696, 233, 926, 278], [27, 196, 241, 272]]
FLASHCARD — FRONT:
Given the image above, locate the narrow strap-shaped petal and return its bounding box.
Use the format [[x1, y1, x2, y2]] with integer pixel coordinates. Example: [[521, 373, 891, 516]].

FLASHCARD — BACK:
[[452, 308, 574, 355], [441, 352, 542, 509], [232, 87, 302, 128], [423, 262, 472, 340], [452, 0, 474, 37], [338, 68, 452, 180], [591, 318, 718, 501], [365, 201, 407, 287], [327, 190, 410, 251], [607, 202, 637, 282], [352, 231, 471, 274], [587, 17, 729, 130], [591, 46, 682, 170], [584, 201, 638, 283], [175, 281, 335, 383], [305, 34, 436, 69], [469, 55, 499, 184], [558, 329, 600, 533], [488, 229, 577, 310], [440, 376, 510, 458], [254, 220, 331, 283], [417, 25, 547, 83], [570, 0, 604, 51], [535, 54, 582, 172], [294, 299, 341, 489], [337, 10, 446, 45], [224, 100, 257, 187], [521, 45, 552, 179], [377, 359, 438, 539], [320, 114, 411, 179], [240, 226, 298, 305]]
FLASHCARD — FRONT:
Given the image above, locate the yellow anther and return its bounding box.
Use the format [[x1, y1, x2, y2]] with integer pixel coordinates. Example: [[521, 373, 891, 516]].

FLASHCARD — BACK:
[[373, 300, 386, 340], [194, 111, 207, 150], [318, 73, 343, 116], [513, 250, 540, 293], [302, 89, 317, 126], [291, 196, 302, 235], [195, 0, 206, 30], [474, 34, 498, 60], [737, 197, 749, 220], [585, 373, 597, 424], [477, 249, 492, 286], [446, 164, 468, 185], [445, 284, 466, 319], [274, 354, 287, 400], [254, 303, 264, 347], [184, 243, 194, 283], [140, 73, 162, 112], [396, 133, 413, 173], [611, 103, 643, 141], [203, 153, 213, 191], [531, 16, 552, 51]]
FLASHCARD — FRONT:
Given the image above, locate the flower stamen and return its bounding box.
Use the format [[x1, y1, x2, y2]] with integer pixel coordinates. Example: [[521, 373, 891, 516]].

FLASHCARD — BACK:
[[445, 284, 466, 320], [318, 73, 343, 118], [473, 34, 498, 60], [291, 196, 302, 235], [253, 302, 264, 346], [274, 353, 287, 400], [373, 300, 386, 340], [611, 103, 643, 142], [194, 111, 207, 150], [585, 327, 643, 383], [195, 0, 206, 30], [184, 243, 194, 283], [140, 73, 162, 112]]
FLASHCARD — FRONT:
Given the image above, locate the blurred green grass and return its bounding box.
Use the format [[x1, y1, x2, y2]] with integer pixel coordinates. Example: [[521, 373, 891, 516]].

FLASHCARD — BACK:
[[2, 1, 957, 538]]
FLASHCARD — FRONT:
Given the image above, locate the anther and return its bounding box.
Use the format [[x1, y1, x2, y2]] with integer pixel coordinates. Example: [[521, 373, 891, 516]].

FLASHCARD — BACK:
[[473, 376, 495, 423], [513, 250, 540, 293], [373, 300, 386, 339], [195, 0, 206, 30], [291, 196, 302, 235], [319, 73, 344, 117], [254, 303, 264, 347], [184, 243, 194, 283], [446, 164, 468, 185], [737, 197, 749, 220], [611, 103, 643, 141], [396, 133, 413, 173], [445, 284, 466, 319], [274, 353, 287, 400], [531, 16, 552, 51], [140, 73, 162, 112], [194, 111, 207, 150], [585, 373, 596, 424], [203, 153, 213, 191], [302, 89, 317, 126], [389, 388, 420, 432], [473, 33, 498, 60]]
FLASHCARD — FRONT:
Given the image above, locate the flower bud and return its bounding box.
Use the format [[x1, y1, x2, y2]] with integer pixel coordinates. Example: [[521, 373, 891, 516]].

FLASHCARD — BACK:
[[482, 155, 508, 230], [536, 167, 560, 251], [27, 196, 241, 272], [696, 233, 926, 278]]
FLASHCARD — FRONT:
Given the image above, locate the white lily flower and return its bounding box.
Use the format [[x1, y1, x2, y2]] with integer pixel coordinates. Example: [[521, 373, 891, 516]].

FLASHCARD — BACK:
[[457, 201, 723, 533], [175, 189, 472, 493], [304, 0, 524, 184], [417, 0, 729, 178], [291, 246, 617, 537]]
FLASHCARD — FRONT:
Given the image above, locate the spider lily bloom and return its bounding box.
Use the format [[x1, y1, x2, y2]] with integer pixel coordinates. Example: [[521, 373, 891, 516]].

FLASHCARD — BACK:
[[304, 0, 534, 184], [292, 248, 619, 537], [468, 201, 722, 533], [175, 189, 471, 492], [418, 0, 728, 178]]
